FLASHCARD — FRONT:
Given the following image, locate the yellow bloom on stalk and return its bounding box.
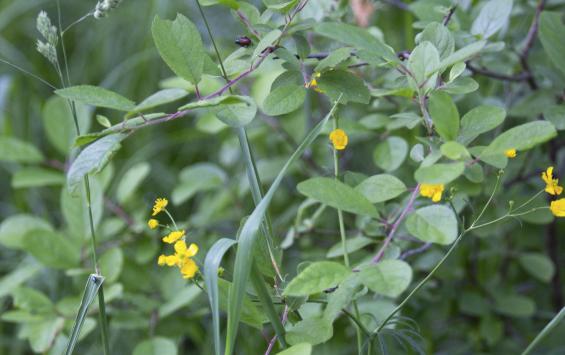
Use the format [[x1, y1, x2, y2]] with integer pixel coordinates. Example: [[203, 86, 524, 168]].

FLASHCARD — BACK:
[[505, 149, 517, 158], [541, 167, 563, 196], [550, 199, 565, 217], [305, 72, 323, 92], [329, 128, 348, 150], [162, 230, 185, 244], [157, 240, 199, 279], [152, 197, 168, 216], [147, 219, 159, 229], [420, 183, 444, 202]]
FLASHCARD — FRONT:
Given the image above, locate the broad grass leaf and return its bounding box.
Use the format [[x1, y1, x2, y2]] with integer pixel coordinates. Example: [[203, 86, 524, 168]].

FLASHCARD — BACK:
[[405, 205, 458, 245]]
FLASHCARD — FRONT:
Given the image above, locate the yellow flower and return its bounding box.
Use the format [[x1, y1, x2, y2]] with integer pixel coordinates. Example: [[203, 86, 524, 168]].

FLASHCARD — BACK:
[[505, 149, 517, 158], [305, 72, 323, 92], [157, 240, 200, 279], [420, 183, 444, 202], [147, 219, 159, 229], [541, 167, 563, 196], [162, 230, 185, 244], [550, 199, 565, 217], [329, 128, 348, 150], [152, 198, 168, 216]]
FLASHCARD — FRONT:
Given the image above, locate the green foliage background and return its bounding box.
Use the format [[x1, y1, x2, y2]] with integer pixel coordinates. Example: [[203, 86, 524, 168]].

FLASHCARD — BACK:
[[0, 0, 564, 354]]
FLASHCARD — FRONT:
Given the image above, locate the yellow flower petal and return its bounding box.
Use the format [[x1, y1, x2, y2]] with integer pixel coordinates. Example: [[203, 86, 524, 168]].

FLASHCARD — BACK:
[[165, 255, 179, 267], [162, 230, 185, 244], [420, 184, 444, 203], [542, 166, 563, 196], [329, 128, 348, 150], [505, 149, 516, 158], [174, 240, 187, 254], [186, 243, 199, 257], [157, 255, 166, 266], [180, 258, 199, 279], [550, 199, 565, 217], [147, 219, 159, 229], [152, 197, 168, 216]]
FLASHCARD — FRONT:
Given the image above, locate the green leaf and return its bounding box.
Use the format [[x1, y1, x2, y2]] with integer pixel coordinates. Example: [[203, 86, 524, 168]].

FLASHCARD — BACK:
[[458, 105, 506, 145], [285, 317, 333, 346], [64, 274, 104, 355], [317, 70, 370, 104], [263, 0, 298, 12], [471, 0, 513, 39], [358, 260, 412, 298], [539, 11, 565, 75], [480, 121, 557, 163], [326, 236, 374, 258], [0, 215, 53, 250], [276, 343, 312, 355], [436, 41, 486, 73], [0, 136, 43, 163], [253, 29, 282, 58], [225, 102, 339, 355], [373, 136, 408, 172], [428, 91, 459, 141], [22, 317, 65, 353], [283, 261, 351, 296], [218, 278, 267, 329], [133, 88, 188, 113], [323, 274, 363, 320], [21, 230, 80, 269], [297, 177, 379, 217], [440, 141, 470, 160], [204, 238, 237, 355], [0, 263, 41, 299], [314, 22, 398, 63], [200, 0, 240, 10], [152, 14, 206, 85], [11, 167, 65, 188], [355, 174, 407, 203], [518, 253, 555, 283], [55, 85, 135, 111], [415, 162, 465, 184], [418, 22, 454, 59], [407, 41, 439, 92], [442, 77, 479, 95], [42, 96, 91, 154], [67, 133, 126, 193], [315, 47, 352, 72], [494, 294, 535, 318], [99, 248, 123, 283], [172, 163, 227, 205], [405, 205, 458, 244], [116, 162, 150, 204], [544, 105, 565, 130], [263, 84, 306, 116], [133, 337, 178, 355], [12, 287, 53, 314], [213, 95, 257, 127]]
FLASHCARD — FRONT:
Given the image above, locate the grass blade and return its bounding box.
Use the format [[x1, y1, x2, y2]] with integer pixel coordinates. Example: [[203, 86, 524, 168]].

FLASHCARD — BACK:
[[225, 101, 339, 355], [521, 306, 565, 355], [204, 238, 237, 355], [64, 274, 104, 355]]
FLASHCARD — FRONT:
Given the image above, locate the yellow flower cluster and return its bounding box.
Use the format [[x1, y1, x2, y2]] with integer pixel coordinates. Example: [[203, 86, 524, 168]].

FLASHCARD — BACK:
[[147, 197, 199, 279], [542, 167, 565, 217], [419, 183, 444, 202], [329, 128, 348, 150]]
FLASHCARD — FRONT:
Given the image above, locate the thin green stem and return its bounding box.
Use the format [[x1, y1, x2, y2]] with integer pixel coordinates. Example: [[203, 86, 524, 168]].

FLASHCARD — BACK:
[[521, 306, 565, 355], [55, 2, 109, 353], [163, 209, 179, 231], [512, 189, 545, 212]]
